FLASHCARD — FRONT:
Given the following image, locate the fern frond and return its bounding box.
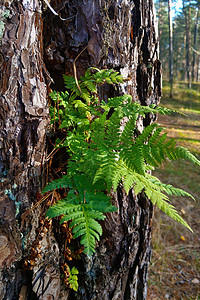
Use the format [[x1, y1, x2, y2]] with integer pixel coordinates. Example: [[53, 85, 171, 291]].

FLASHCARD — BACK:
[[174, 146, 200, 166], [50, 91, 63, 102], [145, 187, 192, 232], [93, 158, 118, 190], [137, 104, 178, 116], [112, 160, 128, 191], [91, 111, 121, 189], [46, 201, 105, 256], [112, 160, 147, 194], [135, 123, 158, 144], [151, 145, 163, 164], [120, 114, 138, 146], [154, 105, 180, 116], [42, 176, 72, 194], [148, 176, 195, 200], [142, 145, 159, 167], [67, 266, 79, 291], [122, 169, 162, 195], [81, 79, 97, 93], [70, 85, 91, 104], [121, 168, 194, 232], [93, 68, 124, 84], [120, 144, 146, 176], [63, 75, 77, 90], [148, 126, 164, 146], [65, 206, 105, 256], [102, 95, 132, 109]]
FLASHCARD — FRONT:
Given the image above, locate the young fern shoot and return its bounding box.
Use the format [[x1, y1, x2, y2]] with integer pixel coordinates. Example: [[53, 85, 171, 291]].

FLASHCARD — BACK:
[[43, 68, 200, 256]]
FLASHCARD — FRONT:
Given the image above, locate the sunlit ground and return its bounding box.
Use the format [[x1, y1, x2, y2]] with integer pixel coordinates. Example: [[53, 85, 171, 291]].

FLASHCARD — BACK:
[[147, 82, 200, 299]]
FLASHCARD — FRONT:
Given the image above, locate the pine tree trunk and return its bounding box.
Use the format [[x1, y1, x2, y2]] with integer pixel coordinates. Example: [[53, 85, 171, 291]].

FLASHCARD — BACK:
[[192, 5, 199, 82], [0, 0, 161, 299], [197, 47, 200, 83], [197, 25, 200, 82], [183, 0, 191, 88], [0, 1, 57, 299], [158, 0, 163, 62], [168, 0, 173, 97]]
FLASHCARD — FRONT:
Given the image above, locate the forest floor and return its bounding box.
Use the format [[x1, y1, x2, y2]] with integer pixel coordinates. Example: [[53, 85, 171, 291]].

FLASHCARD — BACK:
[[147, 82, 200, 300]]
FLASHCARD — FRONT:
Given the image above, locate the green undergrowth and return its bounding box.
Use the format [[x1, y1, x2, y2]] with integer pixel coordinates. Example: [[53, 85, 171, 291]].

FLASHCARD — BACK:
[[162, 81, 200, 111], [159, 81, 200, 158]]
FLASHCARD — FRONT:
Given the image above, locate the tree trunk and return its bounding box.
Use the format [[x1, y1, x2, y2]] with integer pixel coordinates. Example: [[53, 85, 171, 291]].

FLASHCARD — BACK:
[[0, 1, 58, 299], [192, 5, 199, 82], [197, 40, 200, 83], [158, 0, 163, 62], [183, 0, 191, 88], [0, 0, 161, 299], [168, 0, 173, 97]]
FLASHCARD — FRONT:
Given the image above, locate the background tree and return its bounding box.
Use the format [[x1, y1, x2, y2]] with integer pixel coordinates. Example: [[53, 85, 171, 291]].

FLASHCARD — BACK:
[[168, 0, 174, 96], [0, 0, 161, 299], [157, 0, 169, 68], [192, 4, 199, 81], [183, 0, 192, 88], [156, 0, 200, 84]]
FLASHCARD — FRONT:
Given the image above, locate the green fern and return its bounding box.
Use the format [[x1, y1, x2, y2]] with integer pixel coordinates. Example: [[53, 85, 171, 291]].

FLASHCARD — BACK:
[[45, 174, 116, 255], [47, 201, 104, 256], [44, 67, 200, 256], [144, 187, 192, 231], [67, 266, 79, 291], [147, 175, 195, 200], [42, 176, 72, 193]]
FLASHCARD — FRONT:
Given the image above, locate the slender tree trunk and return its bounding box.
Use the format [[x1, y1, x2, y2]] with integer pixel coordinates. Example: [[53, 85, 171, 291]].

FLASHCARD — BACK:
[[158, 0, 163, 63], [192, 6, 199, 82], [168, 0, 173, 97], [182, 35, 186, 81], [0, 0, 161, 299], [188, 4, 191, 88], [197, 36, 200, 83], [183, 0, 191, 88]]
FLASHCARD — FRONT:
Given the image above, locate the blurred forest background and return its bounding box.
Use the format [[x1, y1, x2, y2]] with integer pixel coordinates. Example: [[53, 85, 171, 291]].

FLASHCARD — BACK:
[[148, 0, 200, 299]]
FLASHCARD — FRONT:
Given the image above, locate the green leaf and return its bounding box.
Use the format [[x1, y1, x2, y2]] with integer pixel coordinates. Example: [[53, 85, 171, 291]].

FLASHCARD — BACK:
[[42, 176, 72, 194], [145, 187, 193, 232], [68, 266, 79, 291]]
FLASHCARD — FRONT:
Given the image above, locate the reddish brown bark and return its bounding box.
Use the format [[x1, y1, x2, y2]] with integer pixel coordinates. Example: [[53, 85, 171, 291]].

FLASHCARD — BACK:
[[0, 1, 52, 299], [0, 0, 161, 299]]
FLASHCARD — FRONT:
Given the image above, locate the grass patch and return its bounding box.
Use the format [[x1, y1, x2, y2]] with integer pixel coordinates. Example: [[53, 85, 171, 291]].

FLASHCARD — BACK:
[[148, 81, 200, 300]]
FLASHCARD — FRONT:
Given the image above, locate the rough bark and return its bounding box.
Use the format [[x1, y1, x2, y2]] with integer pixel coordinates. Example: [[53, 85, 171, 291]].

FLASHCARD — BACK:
[[0, 0, 161, 299], [0, 1, 59, 299]]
